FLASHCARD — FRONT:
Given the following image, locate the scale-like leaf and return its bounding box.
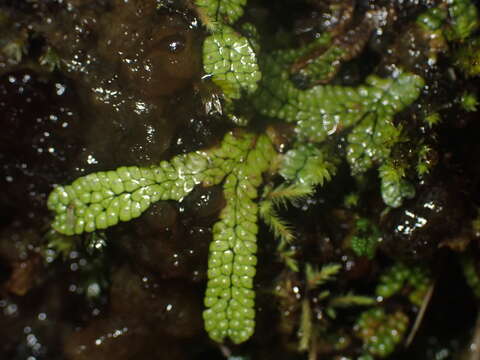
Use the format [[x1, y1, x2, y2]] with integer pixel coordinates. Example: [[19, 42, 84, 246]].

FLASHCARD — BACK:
[[255, 50, 424, 174], [203, 25, 261, 99], [280, 144, 335, 186], [195, 0, 246, 26]]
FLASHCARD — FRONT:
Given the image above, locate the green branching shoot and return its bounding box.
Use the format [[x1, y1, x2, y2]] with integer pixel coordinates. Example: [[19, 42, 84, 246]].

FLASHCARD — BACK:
[[264, 183, 313, 208], [259, 200, 294, 247], [305, 263, 341, 288]]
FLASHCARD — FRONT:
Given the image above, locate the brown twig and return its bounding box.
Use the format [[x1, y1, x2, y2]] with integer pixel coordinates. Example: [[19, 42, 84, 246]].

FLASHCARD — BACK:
[[405, 282, 436, 347]]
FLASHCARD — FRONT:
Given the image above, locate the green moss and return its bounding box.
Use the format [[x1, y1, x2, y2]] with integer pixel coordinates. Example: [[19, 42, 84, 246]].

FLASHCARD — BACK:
[[455, 37, 480, 77], [460, 91, 479, 111], [39, 46, 61, 72], [350, 218, 381, 259], [417, 7, 448, 31], [445, 0, 479, 42], [416, 145, 434, 177], [254, 49, 424, 178], [425, 112, 442, 127], [289, 33, 345, 86], [375, 262, 432, 306], [48, 150, 212, 235], [355, 308, 409, 358]]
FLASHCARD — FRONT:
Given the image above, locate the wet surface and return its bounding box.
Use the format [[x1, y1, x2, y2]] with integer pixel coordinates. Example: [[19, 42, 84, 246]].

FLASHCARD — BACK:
[[0, 1, 221, 359], [0, 0, 480, 359]]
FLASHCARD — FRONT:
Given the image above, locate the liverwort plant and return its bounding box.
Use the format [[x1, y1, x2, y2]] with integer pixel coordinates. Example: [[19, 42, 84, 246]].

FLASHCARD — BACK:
[[46, 0, 479, 346], [48, 132, 276, 343]]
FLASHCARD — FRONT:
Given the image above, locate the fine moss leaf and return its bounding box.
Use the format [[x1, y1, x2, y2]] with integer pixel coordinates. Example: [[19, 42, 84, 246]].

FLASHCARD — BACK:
[[47, 154, 208, 235], [255, 50, 424, 149], [375, 262, 431, 306], [292, 46, 346, 87], [306, 263, 341, 288], [346, 73, 425, 174], [47, 132, 265, 237], [48, 131, 277, 345], [265, 183, 313, 208], [417, 7, 447, 31], [259, 200, 295, 246]]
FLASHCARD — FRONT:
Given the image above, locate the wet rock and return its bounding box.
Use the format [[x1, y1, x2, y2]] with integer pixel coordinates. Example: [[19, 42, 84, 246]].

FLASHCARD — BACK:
[[0, 295, 25, 356], [0, 282, 73, 359], [112, 115, 174, 167], [110, 267, 203, 339], [0, 71, 84, 214], [380, 25, 448, 78], [4, 254, 43, 296], [0, 220, 48, 297], [340, 252, 374, 282], [180, 185, 225, 220], [31, 0, 203, 172], [114, 202, 211, 281], [112, 11, 201, 99], [380, 180, 467, 259], [169, 113, 229, 154], [63, 317, 187, 360], [0, 223, 41, 265], [292, 0, 354, 41], [63, 265, 199, 359]]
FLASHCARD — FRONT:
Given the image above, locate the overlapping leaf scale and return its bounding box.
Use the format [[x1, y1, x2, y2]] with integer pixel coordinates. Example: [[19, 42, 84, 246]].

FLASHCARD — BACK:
[[255, 50, 369, 142], [255, 50, 424, 174], [346, 73, 425, 174], [203, 134, 276, 344], [379, 163, 415, 208], [48, 131, 277, 344], [280, 144, 335, 187], [47, 152, 211, 235], [195, 0, 246, 25], [203, 25, 261, 99], [47, 132, 264, 236]]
